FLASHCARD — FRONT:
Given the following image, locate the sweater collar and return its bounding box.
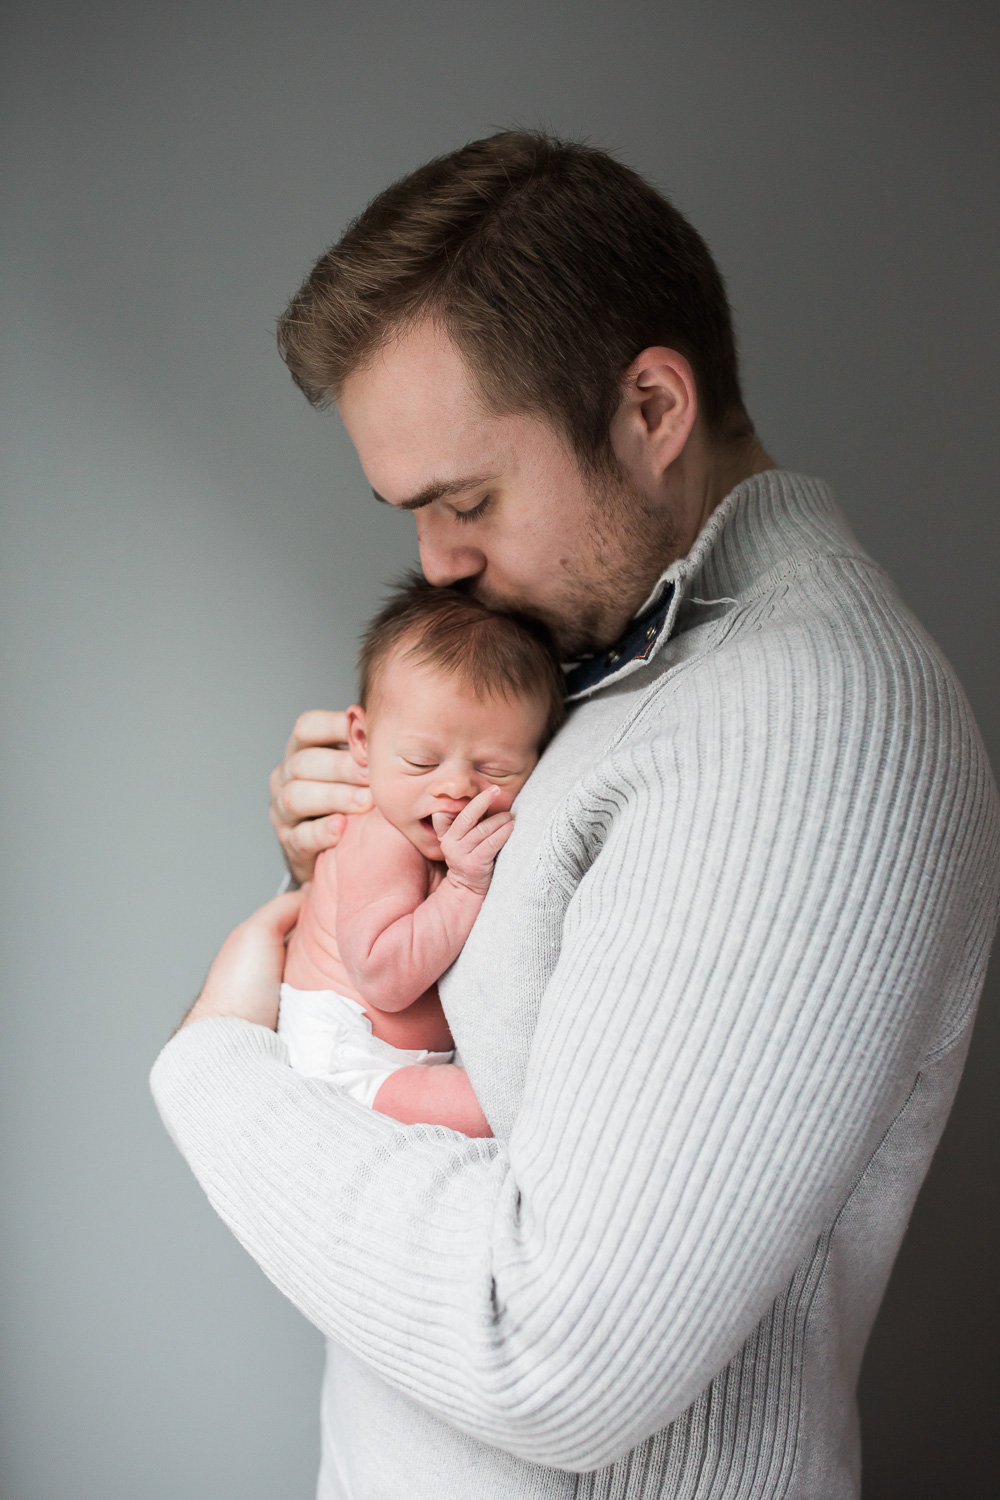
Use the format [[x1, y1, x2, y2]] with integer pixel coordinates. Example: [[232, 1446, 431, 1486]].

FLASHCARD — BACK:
[[564, 469, 858, 703]]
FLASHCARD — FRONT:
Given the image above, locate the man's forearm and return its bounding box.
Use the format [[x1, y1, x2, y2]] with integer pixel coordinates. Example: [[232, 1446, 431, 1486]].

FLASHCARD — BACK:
[[178, 891, 303, 1033]]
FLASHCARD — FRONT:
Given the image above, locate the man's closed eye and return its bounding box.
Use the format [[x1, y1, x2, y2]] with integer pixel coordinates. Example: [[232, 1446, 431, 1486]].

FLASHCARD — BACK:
[[452, 495, 493, 524]]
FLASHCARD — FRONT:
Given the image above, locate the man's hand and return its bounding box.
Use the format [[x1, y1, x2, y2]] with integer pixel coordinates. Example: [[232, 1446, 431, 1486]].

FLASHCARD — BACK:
[[180, 890, 305, 1032], [435, 786, 514, 896], [270, 710, 373, 885]]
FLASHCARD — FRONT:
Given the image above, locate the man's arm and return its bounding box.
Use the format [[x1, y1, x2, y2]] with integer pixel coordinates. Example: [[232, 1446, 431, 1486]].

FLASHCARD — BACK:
[[178, 890, 303, 1033], [152, 644, 999, 1470], [336, 789, 514, 1011]]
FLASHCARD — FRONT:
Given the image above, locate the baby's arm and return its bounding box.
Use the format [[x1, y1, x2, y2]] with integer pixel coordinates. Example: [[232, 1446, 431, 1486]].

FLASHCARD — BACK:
[[336, 787, 513, 1012]]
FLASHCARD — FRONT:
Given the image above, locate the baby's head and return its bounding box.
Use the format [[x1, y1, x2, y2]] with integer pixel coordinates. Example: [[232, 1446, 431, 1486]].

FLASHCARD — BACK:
[[346, 576, 566, 860]]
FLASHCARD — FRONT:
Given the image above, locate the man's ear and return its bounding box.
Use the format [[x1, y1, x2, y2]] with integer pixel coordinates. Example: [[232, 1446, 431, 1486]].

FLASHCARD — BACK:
[[345, 704, 368, 768], [609, 346, 699, 480]]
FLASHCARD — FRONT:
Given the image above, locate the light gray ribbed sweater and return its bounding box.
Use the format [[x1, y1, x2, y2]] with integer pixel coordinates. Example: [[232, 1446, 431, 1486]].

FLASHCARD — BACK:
[[152, 471, 999, 1499]]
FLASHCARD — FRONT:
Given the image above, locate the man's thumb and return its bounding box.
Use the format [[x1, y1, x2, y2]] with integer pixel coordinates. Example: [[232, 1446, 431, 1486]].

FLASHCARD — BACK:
[[255, 889, 305, 937]]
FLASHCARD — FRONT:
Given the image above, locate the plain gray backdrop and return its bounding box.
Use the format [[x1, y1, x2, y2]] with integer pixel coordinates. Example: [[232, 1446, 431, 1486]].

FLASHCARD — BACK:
[[2, 3, 998, 1496]]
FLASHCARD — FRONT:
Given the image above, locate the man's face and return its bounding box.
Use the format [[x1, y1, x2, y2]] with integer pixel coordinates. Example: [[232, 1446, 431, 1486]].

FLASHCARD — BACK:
[[337, 320, 678, 656]]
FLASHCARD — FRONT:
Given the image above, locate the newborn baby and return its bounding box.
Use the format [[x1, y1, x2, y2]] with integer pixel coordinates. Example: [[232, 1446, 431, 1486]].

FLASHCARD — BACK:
[[279, 577, 565, 1137]]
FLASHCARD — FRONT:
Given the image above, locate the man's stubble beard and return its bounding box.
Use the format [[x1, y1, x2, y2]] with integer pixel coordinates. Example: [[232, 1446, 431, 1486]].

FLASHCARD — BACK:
[[469, 466, 682, 660]]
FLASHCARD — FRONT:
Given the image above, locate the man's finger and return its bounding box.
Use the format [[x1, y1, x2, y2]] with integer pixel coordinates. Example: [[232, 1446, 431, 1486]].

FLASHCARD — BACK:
[[284, 709, 351, 758], [276, 778, 373, 824], [286, 813, 348, 859], [292, 746, 369, 786], [278, 745, 369, 790], [279, 814, 349, 886], [247, 888, 306, 937]]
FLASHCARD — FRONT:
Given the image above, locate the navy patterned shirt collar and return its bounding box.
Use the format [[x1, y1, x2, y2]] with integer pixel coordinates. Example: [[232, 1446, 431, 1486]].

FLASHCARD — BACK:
[[563, 581, 676, 701]]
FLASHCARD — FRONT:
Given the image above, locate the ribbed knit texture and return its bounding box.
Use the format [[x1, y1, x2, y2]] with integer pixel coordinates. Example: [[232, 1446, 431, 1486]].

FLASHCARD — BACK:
[[152, 473, 999, 1499]]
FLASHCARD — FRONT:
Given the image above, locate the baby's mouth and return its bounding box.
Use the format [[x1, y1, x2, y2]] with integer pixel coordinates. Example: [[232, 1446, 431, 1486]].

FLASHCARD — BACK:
[[420, 816, 436, 833]]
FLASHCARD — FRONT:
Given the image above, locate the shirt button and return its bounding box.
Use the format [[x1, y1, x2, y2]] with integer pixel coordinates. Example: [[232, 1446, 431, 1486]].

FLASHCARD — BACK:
[[645, 624, 656, 640], [607, 650, 621, 664]]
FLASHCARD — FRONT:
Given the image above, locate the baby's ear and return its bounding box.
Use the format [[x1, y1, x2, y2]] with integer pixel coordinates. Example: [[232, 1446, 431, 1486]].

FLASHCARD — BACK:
[[345, 704, 368, 767]]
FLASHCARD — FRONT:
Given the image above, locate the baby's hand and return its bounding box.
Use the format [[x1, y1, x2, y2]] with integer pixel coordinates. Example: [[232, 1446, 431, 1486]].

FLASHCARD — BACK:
[[436, 786, 514, 897]]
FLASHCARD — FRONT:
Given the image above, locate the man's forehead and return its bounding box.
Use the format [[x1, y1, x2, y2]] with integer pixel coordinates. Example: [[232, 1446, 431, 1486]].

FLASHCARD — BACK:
[[339, 320, 477, 432], [337, 317, 569, 505], [338, 325, 500, 497]]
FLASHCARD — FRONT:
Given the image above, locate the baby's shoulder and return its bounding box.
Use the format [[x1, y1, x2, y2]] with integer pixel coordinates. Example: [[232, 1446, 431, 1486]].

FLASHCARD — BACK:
[[336, 807, 431, 880]]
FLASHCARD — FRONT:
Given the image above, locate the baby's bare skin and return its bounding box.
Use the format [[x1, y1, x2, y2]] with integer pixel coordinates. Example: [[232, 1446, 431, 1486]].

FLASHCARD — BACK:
[[283, 812, 455, 1052], [282, 646, 550, 1136]]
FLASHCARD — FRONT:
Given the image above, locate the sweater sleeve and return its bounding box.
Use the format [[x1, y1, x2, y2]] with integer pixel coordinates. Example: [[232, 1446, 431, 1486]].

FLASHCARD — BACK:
[[150, 624, 999, 1470]]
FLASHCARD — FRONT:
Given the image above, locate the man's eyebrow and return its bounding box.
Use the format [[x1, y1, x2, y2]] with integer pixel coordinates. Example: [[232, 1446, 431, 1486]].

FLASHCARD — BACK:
[[371, 475, 495, 512]]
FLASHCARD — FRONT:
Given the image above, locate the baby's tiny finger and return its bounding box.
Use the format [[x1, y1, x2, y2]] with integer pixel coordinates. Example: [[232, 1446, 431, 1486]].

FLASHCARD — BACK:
[[461, 810, 513, 846], [455, 785, 500, 831], [477, 821, 515, 861]]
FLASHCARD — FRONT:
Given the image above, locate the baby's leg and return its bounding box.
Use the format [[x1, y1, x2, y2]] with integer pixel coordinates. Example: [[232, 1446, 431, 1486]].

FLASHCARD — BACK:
[[373, 1064, 492, 1138]]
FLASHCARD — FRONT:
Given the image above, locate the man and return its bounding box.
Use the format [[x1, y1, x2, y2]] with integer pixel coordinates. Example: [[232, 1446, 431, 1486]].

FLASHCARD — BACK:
[[152, 132, 999, 1499]]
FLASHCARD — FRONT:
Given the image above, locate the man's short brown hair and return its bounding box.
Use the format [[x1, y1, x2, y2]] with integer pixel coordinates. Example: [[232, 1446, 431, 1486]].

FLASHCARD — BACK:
[[359, 574, 566, 745], [277, 130, 751, 471]]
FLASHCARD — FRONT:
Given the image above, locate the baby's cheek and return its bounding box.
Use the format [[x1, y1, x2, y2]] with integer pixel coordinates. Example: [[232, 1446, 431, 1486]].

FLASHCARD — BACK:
[[497, 773, 533, 811], [379, 776, 424, 828]]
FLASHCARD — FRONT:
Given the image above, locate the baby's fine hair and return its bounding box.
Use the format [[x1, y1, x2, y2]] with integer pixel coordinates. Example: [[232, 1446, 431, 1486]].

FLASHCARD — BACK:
[[358, 574, 567, 745]]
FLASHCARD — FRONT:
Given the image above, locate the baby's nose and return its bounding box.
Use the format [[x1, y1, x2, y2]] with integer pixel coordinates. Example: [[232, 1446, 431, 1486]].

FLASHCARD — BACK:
[[433, 768, 482, 802]]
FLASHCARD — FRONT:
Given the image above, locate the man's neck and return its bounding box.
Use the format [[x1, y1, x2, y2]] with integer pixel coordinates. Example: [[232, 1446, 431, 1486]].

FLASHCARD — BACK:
[[568, 426, 777, 657], [605, 432, 775, 643], [679, 432, 776, 558]]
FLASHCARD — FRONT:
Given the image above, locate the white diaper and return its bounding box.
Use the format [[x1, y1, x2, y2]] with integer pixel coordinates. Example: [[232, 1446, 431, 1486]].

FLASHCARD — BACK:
[[277, 983, 454, 1108]]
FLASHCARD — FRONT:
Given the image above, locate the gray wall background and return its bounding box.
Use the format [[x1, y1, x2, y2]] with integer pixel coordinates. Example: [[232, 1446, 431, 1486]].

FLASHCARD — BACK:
[[2, 2, 997, 1496]]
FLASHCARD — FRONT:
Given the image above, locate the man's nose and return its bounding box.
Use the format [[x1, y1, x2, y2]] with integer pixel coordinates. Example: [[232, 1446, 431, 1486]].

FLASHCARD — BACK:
[[414, 510, 486, 588]]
